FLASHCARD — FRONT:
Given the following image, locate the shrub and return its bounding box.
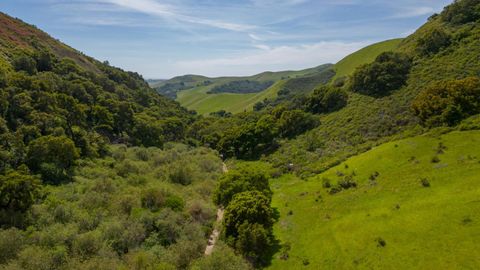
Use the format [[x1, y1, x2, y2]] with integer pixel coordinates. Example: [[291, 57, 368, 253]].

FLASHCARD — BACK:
[[168, 163, 194, 186], [164, 195, 185, 212], [350, 52, 412, 97], [224, 191, 274, 238], [234, 222, 272, 265], [329, 186, 342, 195], [26, 135, 79, 183], [0, 228, 25, 264], [141, 188, 167, 212], [338, 177, 357, 189], [214, 164, 271, 207], [375, 237, 386, 247], [416, 28, 451, 56], [412, 77, 480, 127], [12, 54, 37, 75], [208, 80, 274, 94], [441, 0, 480, 24], [421, 178, 431, 187], [72, 231, 102, 259], [305, 86, 348, 114], [322, 178, 331, 188], [190, 243, 251, 270], [16, 246, 55, 270]]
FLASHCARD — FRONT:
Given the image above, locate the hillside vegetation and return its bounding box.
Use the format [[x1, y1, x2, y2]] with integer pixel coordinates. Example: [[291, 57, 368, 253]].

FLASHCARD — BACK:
[[332, 39, 403, 82], [269, 130, 480, 269], [160, 65, 333, 115], [267, 3, 480, 176]]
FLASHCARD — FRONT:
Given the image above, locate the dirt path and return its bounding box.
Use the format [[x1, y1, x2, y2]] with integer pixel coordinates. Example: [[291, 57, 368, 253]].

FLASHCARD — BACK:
[[204, 162, 228, 256]]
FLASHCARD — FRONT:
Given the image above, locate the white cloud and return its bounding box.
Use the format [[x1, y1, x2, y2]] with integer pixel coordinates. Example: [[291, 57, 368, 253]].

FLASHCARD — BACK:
[[391, 6, 435, 18], [171, 41, 368, 77], [251, 0, 309, 6], [98, 0, 255, 31]]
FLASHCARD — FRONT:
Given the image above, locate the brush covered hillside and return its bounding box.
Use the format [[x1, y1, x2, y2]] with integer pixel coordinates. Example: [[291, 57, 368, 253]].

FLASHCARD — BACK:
[[185, 0, 480, 268], [267, 0, 480, 176], [2, 0, 480, 269], [155, 64, 334, 115], [0, 12, 253, 269]]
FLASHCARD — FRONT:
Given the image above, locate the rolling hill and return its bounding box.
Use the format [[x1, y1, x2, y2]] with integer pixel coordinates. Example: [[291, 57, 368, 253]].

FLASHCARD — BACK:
[[157, 38, 402, 115], [269, 129, 480, 269], [155, 65, 333, 115]]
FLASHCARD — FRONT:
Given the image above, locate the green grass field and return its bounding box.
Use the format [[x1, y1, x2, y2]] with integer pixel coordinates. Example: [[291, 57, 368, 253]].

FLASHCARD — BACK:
[[268, 130, 480, 269], [175, 66, 334, 115], [332, 39, 403, 81], [177, 80, 285, 115]]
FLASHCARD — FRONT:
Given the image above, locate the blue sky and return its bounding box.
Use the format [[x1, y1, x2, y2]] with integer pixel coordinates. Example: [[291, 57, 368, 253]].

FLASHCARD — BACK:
[[0, 0, 452, 79]]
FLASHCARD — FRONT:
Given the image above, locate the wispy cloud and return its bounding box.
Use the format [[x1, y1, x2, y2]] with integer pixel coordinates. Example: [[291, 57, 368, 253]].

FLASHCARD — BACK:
[[251, 0, 310, 7], [391, 6, 435, 19], [98, 0, 256, 31], [172, 41, 368, 77]]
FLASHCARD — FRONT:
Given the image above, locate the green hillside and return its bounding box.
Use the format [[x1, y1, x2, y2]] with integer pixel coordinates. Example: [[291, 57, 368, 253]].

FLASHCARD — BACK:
[[177, 80, 284, 114], [269, 130, 480, 269], [160, 65, 333, 115], [332, 39, 403, 81], [165, 38, 401, 115]]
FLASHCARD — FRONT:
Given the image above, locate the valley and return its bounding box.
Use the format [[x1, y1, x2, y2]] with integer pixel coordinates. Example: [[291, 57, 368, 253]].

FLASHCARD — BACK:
[[1, 0, 480, 269]]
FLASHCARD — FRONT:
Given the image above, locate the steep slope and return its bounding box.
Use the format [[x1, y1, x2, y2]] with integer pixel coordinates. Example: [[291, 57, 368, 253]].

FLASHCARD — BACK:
[[0, 12, 192, 178], [268, 4, 480, 175], [0, 12, 99, 73], [158, 64, 333, 115], [269, 130, 480, 269], [332, 39, 403, 81]]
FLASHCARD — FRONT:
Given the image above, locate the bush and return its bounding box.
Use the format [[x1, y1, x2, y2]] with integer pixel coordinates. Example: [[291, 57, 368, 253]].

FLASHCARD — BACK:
[[223, 191, 274, 239], [15, 246, 55, 270], [305, 86, 348, 114], [26, 135, 79, 183], [350, 52, 412, 97], [72, 231, 102, 259], [416, 28, 451, 56], [191, 243, 251, 270], [208, 80, 274, 94], [235, 222, 272, 265], [412, 77, 480, 127], [168, 163, 194, 185], [141, 188, 167, 212], [421, 178, 431, 187], [0, 228, 25, 264], [214, 165, 271, 207], [442, 0, 480, 24], [164, 195, 185, 212], [338, 176, 357, 189], [12, 54, 37, 75]]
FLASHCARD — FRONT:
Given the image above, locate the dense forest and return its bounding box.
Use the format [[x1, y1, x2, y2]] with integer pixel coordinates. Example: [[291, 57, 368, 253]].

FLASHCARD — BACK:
[[208, 80, 274, 94], [1, 0, 480, 269]]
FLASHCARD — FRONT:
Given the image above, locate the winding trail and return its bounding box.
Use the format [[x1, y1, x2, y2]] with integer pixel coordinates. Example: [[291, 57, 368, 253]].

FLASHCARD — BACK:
[[204, 162, 228, 255]]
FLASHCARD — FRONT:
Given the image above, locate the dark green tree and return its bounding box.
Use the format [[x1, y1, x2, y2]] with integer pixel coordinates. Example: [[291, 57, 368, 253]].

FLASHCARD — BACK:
[[412, 77, 480, 126], [0, 168, 41, 227], [306, 86, 348, 114], [26, 135, 79, 183], [417, 28, 451, 56], [350, 52, 412, 97], [214, 165, 271, 207]]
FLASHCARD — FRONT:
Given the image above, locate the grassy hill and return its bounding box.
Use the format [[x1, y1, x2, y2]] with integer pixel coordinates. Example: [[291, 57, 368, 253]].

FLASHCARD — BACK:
[[157, 65, 333, 115], [160, 38, 401, 115], [268, 8, 480, 175], [332, 39, 403, 82], [269, 129, 480, 269]]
